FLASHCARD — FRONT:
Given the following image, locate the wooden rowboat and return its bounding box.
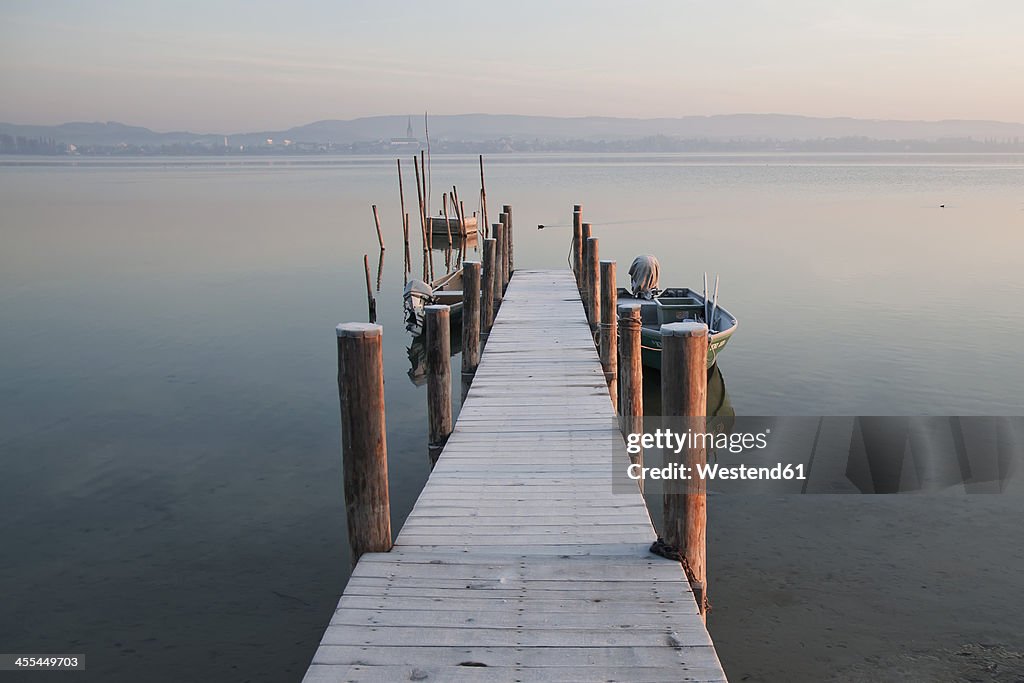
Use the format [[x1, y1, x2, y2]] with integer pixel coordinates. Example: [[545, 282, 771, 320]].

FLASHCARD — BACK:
[[426, 215, 478, 236], [403, 268, 464, 336], [616, 287, 738, 369]]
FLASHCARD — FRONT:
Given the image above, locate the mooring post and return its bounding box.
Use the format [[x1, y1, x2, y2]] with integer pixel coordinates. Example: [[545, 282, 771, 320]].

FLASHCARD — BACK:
[[425, 305, 453, 465], [572, 205, 583, 284], [580, 221, 593, 298], [502, 204, 514, 276], [362, 254, 376, 323], [600, 259, 618, 408], [481, 238, 497, 346], [371, 204, 385, 251], [491, 222, 504, 308], [618, 303, 644, 491], [660, 321, 709, 619], [498, 212, 510, 292], [461, 260, 481, 402], [585, 236, 600, 335], [336, 323, 392, 564]]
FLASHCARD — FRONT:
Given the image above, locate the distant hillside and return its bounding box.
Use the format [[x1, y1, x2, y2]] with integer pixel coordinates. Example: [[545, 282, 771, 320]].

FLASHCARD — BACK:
[[4, 114, 1024, 152], [267, 114, 1024, 144], [0, 121, 223, 146]]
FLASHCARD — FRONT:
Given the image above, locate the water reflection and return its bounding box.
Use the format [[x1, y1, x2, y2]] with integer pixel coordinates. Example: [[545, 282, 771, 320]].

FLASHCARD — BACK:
[[405, 320, 463, 387]]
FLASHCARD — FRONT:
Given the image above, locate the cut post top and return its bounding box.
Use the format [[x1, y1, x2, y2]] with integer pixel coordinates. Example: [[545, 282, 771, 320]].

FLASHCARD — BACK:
[[600, 259, 616, 265], [336, 322, 382, 338], [425, 304, 451, 313], [618, 303, 642, 316], [462, 259, 481, 267], [573, 204, 582, 212], [661, 321, 708, 338]]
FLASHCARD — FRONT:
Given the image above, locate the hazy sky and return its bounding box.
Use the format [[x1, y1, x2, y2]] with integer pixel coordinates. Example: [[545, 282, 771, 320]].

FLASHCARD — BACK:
[[2, 0, 1023, 132]]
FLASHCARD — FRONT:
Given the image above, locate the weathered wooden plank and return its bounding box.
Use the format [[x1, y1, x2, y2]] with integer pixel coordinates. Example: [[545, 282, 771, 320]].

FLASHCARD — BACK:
[[305, 269, 725, 681]]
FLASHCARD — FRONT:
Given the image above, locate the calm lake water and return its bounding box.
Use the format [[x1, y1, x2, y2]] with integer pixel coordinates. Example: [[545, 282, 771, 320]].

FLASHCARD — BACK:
[[1, 153, 1023, 682]]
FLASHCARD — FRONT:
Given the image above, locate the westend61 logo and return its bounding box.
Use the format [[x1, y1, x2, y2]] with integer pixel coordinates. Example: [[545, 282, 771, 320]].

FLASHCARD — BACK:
[[622, 427, 806, 482]]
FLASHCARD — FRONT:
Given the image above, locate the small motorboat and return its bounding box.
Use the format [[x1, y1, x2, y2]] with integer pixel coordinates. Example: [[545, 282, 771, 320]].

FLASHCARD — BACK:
[[616, 255, 738, 369], [403, 268, 464, 336]]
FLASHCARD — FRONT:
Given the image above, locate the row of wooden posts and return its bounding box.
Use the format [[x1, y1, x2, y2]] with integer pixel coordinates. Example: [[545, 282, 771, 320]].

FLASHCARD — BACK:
[[339, 202, 708, 617], [571, 204, 710, 618], [336, 206, 516, 559]]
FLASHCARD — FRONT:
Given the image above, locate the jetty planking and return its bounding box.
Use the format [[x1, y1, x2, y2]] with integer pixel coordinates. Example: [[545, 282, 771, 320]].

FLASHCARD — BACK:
[[307, 269, 725, 682]]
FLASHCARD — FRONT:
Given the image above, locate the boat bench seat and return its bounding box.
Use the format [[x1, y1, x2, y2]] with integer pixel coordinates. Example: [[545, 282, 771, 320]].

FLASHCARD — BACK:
[[435, 290, 463, 302]]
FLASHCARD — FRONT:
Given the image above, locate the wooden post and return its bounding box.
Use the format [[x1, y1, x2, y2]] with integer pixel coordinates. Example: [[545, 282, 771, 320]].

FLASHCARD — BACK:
[[479, 155, 489, 237], [403, 212, 411, 274], [660, 321, 709, 618], [461, 260, 481, 401], [580, 221, 593, 298], [585, 236, 600, 334], [502, 204, 514, 275], [618, 303, 643, 491], [491, 222, 504, 307], [572, 205, 583, 284], [498, 212, 510, 291], [397, 160, 410, 272], [481, 238, 497, 345], [425, 305, 453, 464], [372, 204, 385, 250], [336, 323, 391, 564], [414, 156, 429, 281], [363, 254, 376, 323], [599, 259, 617, 408]]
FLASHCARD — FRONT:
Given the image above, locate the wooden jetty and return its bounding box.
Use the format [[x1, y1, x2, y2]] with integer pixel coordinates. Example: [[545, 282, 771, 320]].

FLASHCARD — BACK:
[[307, 268, 725, 682]]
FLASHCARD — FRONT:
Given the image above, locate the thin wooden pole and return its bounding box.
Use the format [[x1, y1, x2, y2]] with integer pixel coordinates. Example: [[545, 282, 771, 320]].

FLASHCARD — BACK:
[[618, 303, 643, 491], [424, 113, 431, 217], [443, 194, 453, 243], [572, 205, 583, 282], [376, 249, 385, 291], [479, 155, 488, 237], [413, 156, 429, 281], [498, 212, 510, 292], [398, 160, 409, 273], [459, 200, 468, 241], [371, 204, 385, 250], [425, 305, 452, 464], [585, 236, 600, 335], [403, 212, 411, 275], [502, 204, 514, 276], [600, 259, 617, 408], [461, 260, 481, 401], [481, 238, 496, 346], [442, 194, 452, 272], [660, 321, 709, 619], [336, 322, 391, 564], [363, 254, 376, 323], [491, 222, 504, 308], [421, 149, 428, 225]]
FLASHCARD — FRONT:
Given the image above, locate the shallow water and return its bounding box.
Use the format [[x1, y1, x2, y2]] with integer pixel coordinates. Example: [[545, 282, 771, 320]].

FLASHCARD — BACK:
[[1, 153, 1022, 681]]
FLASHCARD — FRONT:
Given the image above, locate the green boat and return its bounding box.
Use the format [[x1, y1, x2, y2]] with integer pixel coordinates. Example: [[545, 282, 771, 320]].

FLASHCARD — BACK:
[[616, 286, 738, 370]]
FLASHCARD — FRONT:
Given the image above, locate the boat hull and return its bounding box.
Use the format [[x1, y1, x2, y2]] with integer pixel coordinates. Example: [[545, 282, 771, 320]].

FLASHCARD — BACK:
[[640, 326, 734, 370]]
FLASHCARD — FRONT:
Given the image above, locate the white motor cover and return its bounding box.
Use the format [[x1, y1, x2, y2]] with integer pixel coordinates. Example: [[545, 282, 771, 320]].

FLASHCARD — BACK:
[[403, 279, 434, 335], [628, 254, 661, 299]]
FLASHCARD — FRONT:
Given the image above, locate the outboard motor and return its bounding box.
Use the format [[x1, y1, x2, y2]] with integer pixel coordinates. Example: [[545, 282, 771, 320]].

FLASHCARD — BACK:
[[628, 254, 661, 299], [403, 279, 434, 336]]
